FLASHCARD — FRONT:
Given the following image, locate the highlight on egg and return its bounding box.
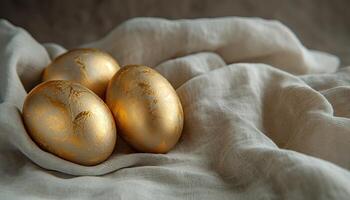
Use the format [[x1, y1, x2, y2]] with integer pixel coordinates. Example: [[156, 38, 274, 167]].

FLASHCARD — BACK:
[[106, 65, 184, 153], [42, 48, 120, 98], [22, 80, 117, 166]]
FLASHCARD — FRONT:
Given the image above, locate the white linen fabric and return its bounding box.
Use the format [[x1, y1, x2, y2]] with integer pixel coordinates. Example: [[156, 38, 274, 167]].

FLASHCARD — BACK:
[[0, 17, 349, 199]]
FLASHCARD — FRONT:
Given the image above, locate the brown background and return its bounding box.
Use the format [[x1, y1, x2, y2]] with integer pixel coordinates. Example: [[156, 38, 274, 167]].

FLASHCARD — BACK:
[[1, 0, 349, 65]]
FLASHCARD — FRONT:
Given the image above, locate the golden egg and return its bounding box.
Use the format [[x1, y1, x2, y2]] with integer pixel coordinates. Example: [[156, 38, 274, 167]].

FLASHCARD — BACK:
[[42, 48, 120, 98], [22, 80, 117, 166], [106, 65, 184, 153]]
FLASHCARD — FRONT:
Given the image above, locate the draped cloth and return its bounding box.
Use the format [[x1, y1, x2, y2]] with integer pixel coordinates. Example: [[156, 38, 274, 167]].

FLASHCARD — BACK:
[[0, 17, 349, 199]]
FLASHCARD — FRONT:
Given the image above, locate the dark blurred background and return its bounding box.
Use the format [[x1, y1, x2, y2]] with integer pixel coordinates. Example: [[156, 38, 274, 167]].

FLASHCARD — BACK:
[[1, 0, 349, 65]]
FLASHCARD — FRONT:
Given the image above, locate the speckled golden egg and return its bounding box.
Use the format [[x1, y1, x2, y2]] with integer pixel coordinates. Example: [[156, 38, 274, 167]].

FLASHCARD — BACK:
[[106, 65, 184, 153], [42, 48, 120, 98], [22, 80, 117, 166]]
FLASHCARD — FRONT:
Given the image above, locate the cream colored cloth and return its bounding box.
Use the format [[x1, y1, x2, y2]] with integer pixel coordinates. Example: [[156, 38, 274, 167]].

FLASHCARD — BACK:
[[0, 17, 349, 199]]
